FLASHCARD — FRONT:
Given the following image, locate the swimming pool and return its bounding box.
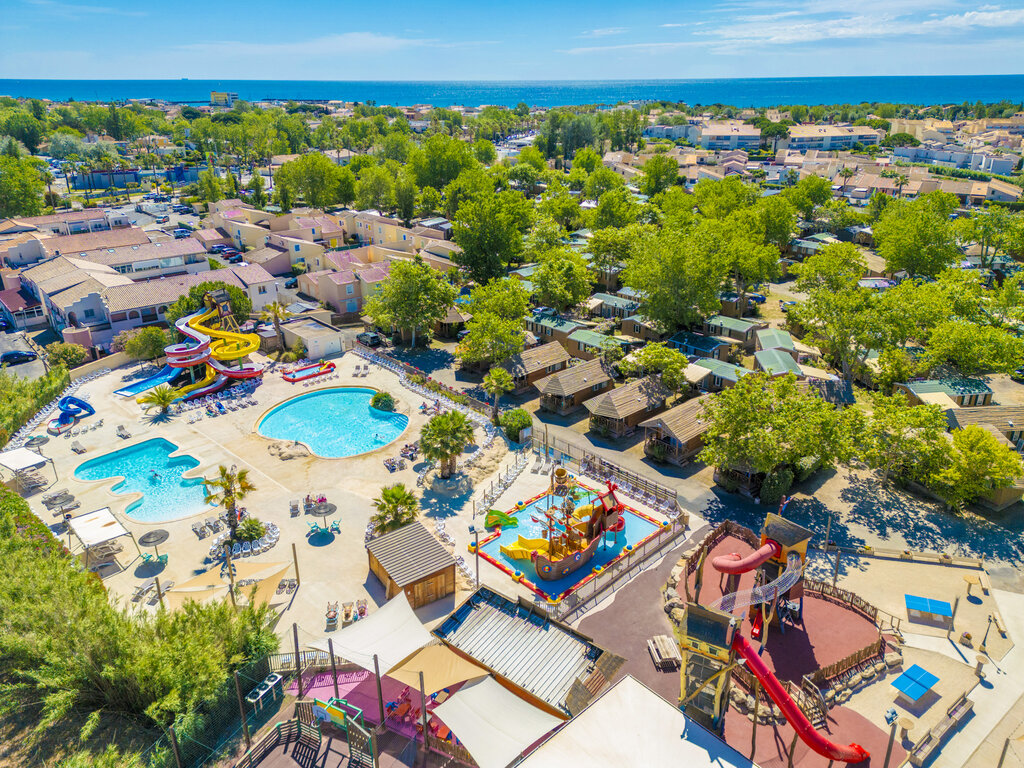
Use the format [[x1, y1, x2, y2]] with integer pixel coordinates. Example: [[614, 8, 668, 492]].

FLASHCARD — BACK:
[[74, 438, 213, 522], [257, 388, 409, 458], [478, 487, 661, 600]]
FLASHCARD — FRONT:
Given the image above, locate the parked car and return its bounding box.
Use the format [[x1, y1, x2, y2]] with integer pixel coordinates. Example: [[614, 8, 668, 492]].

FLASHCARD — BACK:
[[227, 254, 243, 264], [0, 350, 37, 365], [209, 244, 229, 253], [0, 319, 9, 332], [284, 277, 298, 289], [172, 228, 191, 239], [155, 215, 170, 224], [356, 332, 384, 348]]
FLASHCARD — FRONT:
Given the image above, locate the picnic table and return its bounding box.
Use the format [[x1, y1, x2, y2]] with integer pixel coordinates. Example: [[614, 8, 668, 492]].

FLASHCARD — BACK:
[[892, 664, 939, 704]]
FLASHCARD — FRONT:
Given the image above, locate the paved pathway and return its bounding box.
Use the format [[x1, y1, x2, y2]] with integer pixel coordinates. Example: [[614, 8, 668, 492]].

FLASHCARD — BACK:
[[934, 589, 1024, 767]]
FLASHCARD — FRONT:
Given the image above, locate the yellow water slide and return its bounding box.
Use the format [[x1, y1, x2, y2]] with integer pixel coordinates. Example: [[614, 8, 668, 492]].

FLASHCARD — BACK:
[[189, 309, 260, 361], [500, 536, 549, 560]]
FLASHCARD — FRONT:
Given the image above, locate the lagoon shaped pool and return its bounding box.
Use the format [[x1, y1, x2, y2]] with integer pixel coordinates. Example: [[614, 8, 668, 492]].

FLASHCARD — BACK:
[[257, 387, 409, 458], [74, 437, 213, 522]]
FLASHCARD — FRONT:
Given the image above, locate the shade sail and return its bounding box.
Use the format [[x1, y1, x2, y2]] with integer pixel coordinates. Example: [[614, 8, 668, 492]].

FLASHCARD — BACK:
[[308, 592, 434, 672], [67, 508, 129, 548], [386, 644, 488, 696], [432, 677, 562, 768], [164, 568, 231, 611], [517, 675, 756, 768], [0, 447, 48, 472], [244, 562, 292, 608]]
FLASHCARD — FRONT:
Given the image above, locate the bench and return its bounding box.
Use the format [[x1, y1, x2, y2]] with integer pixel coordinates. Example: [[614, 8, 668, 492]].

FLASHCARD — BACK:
[[979, 573, 991, 595], [993, 612, 1007, 637], [648, 635, 682, 670]]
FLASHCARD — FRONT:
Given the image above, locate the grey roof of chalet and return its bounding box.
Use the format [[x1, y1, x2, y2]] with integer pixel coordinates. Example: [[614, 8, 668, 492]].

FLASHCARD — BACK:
[[435, 587, 605, 714], [365, 520, 454, 587]]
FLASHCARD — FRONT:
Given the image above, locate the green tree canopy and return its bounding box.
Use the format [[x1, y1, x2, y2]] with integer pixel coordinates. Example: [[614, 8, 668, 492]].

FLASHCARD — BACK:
[[533, 247, 593, 311], [452, 190, 532, 283], [698, 372, 856, 476], [874, 193, 960, 277], [364, 256, 457, 347], [857, 391, 948, 484], [638, 154, 678, 196], [930, 425, 1022, 510]]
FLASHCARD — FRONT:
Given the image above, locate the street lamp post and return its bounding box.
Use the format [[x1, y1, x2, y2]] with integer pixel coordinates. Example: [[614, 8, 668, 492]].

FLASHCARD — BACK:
[[469, 525, 480, 589]]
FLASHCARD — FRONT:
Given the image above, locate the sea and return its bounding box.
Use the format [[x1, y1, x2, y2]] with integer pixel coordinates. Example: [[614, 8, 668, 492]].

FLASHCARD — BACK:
[[1, 76, 1023, 108]]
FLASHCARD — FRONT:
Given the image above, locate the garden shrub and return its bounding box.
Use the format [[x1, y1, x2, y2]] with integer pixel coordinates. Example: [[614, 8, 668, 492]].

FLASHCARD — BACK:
[[235, 517, 267, 543], [759, 467, 795, 505], [371, 391, 396, 411], [499, 408, 532, 441]]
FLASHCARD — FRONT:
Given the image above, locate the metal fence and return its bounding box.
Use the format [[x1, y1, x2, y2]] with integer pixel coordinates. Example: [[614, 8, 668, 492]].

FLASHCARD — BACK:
[[551, 518, 690, 623]]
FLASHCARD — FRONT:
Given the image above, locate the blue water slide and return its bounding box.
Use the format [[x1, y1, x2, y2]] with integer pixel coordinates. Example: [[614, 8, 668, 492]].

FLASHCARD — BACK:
[[114, 365, 180, 397], [48, 395, 96, 434]]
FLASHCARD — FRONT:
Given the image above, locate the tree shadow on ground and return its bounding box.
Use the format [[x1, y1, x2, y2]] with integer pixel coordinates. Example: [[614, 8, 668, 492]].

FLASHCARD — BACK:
[[839, 472, 1023, 563], [388, 346, 456, 375], [419, 484, 473, 520], [141, 411, 174, 426]]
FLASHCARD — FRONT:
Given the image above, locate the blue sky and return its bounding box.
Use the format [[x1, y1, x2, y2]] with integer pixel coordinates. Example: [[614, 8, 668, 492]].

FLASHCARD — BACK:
[[2, 0, 1024, 79]]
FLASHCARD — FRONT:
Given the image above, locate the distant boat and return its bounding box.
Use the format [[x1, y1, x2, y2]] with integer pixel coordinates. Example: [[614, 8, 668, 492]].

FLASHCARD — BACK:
[[181, 77, 189, 80]]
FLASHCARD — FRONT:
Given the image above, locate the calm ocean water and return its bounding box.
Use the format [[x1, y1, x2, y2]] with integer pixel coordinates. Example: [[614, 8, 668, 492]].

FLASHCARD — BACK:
[[1, 77, 1022, 107]]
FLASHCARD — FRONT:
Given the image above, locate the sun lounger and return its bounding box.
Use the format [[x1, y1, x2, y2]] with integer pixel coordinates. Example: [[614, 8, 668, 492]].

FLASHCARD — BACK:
[[131, 579, 156, 602], [116, 425, 131, 439], [57, 500, 80, 514], [71, 441, 87, 454], [232, 543, 242, 557]]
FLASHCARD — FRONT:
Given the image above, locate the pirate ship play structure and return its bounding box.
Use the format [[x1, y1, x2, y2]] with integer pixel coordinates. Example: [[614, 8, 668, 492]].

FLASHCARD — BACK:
[[499, 467, 626, 582]]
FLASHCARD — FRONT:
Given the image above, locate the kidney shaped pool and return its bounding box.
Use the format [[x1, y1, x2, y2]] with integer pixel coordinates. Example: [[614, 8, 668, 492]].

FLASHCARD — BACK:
[[257, 387, 409, 458]]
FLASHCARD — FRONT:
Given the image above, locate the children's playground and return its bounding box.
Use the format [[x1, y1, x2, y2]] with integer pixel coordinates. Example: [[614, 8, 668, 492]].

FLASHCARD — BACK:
[[473, 467, 669, 602]]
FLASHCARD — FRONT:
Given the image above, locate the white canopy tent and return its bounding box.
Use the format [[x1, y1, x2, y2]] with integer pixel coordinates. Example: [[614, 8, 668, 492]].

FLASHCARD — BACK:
[[0, 446, 57, 488], [516, 675, 757, 768], [66, 507, 138, 565], [432, 676, 563, 768], [308, 592, 435, 672]]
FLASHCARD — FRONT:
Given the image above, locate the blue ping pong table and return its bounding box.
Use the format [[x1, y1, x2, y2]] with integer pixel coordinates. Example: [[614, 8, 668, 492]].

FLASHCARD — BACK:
[[891, 664, 939, 703], [905, 594, 953, 622]]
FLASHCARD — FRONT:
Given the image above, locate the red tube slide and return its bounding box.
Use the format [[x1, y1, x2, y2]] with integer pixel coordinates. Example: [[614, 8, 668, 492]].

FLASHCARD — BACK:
[[712, 539, 782, 574], [732, 634, 869, 763]]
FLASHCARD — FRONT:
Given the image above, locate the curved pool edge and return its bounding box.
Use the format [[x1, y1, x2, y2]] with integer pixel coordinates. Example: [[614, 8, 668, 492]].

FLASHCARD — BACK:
[[253, 385, 412, 460], [72, 436, 217, 525]]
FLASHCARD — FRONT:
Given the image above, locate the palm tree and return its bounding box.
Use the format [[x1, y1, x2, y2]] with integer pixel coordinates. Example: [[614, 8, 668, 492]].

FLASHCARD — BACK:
[[420, 411, 475, 479], [895, 174, 909, 198], [371, 483, 419, 534], [138, 384, 177, 414], [260, 301, 293, 350], [839, 166, 855, 186], [203, 465, 256, 539], [482, 367, 514, 422]]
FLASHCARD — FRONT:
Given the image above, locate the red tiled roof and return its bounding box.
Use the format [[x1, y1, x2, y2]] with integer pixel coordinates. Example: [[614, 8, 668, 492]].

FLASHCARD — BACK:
[[0, 288, 39, 312]]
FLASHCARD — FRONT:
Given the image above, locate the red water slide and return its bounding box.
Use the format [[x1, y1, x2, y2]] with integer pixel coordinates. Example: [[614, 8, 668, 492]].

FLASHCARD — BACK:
[[732, 634, 870, 763], [712, 539, 782, 574]]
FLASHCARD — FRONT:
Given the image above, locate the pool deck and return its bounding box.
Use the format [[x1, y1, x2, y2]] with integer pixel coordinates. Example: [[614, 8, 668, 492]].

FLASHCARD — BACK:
[[18, 352, 679, 647]]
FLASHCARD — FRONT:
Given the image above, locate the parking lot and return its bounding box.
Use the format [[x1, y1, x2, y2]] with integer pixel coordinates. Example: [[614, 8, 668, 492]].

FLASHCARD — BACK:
[[0, 331, 47, 380]]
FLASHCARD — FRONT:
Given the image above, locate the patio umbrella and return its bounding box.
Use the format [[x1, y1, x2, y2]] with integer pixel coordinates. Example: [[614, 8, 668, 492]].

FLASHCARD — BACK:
[[138, 529, 169, 557]]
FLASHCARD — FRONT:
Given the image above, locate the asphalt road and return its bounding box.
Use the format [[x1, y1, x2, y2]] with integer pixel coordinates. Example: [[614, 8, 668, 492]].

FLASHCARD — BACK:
[[0, 331, 47, 380]]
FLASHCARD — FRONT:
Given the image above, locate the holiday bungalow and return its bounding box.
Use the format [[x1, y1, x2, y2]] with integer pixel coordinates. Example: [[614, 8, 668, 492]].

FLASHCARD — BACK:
[[702, 315, 765, 350], [500, 342, 571, 394], [667, 331, 734, 361], [535, 358, 614, 415], [565, 329, 636, 361], [584, 376, 671, 438], [620, 315, 667, 342], [640, 394, 711, 465]]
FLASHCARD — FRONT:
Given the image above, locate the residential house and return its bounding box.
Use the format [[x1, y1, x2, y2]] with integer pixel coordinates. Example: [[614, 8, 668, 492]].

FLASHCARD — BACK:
[[754, 348, 802, 377], [0, 271, 44, 330], [3, 226, 151, 268], [535, 358, 614, 415], [783, 125, 880, 151], [193, 228, 232, 252], [584, 376, 671, 438], [589, 292, 639, 320], [640, 394, 711, 465], [620, 315, 667, 342], [500, 342, 571, 393], [691, 359, 755, 391], [525, 311, 587, 346], [667, 331, 733, 361], [755, 328, 798, 362], [435, 305, 472, 339], [895, 377, 993, 408], [946, 406, 1024, 449], [566, 328, 635, 361], [702, 315, 765, 350], [73, 238, 209, 278], [0, 208, 131, 237]]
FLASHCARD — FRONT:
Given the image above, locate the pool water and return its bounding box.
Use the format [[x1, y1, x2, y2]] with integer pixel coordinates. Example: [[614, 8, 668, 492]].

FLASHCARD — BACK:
[[257, 388, 409, 458], [479, 489, 660, 599], [74, 438, 213, 522]]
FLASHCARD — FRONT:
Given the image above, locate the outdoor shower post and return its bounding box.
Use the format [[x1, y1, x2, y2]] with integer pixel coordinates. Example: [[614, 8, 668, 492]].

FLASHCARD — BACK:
[[328, 638, 340, 699], [373, 653, 386, 726]]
